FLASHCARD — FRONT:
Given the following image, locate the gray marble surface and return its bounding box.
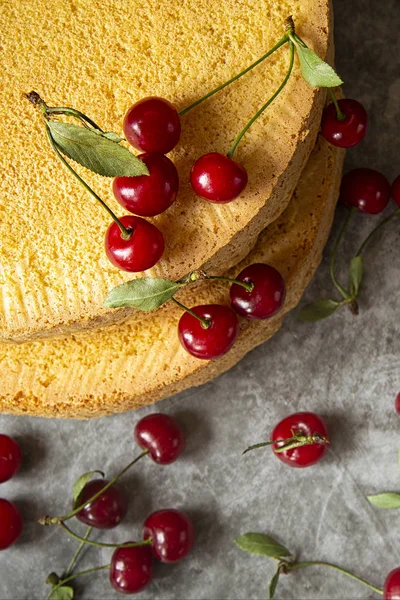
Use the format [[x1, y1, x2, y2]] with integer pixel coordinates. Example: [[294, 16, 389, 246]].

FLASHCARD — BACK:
[[1, 1, 400, 598]]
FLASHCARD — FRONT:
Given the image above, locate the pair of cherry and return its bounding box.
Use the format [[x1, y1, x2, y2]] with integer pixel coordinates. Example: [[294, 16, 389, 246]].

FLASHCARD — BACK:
[[178, 262, 286, 360], [339, 168, 400, 215], [0, 434, 23, 552], [72, 414, 192, 594]]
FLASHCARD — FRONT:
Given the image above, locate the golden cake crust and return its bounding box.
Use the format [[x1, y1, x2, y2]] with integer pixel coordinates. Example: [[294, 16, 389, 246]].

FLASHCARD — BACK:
[[0, 0, 332, 342], [0, 137, 344, 418]]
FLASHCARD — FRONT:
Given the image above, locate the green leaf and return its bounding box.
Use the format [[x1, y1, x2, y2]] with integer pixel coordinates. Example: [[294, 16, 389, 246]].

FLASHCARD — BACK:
[[104, 278, 182, 311], [73, 470, 104, 505], [47, 121, 149, 177], [100, 131, 125, 143], [299, 299, 341, 322], [269, 568, 280, 599], [235, 533, 291, 559], [367, 493, 400, 509], [50, 586, 74, 600], [292, 37, 343, 88], [349, 256, 363, 296], [46, 573, 60, 586]]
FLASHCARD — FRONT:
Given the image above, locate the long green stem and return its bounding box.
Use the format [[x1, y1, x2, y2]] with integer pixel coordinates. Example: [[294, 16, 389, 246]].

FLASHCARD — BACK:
[[59, 522, 153, 549], [288, 561, 383, 596], [179, 35, 289, 117], [45, 564, 110, 600], [45, 106, 104, 132], [227, 40, 295, 158], [44, 125, 131, 239], [172, 298, 211, 329], [206, 275, 254, 292], [356, 208, 400, 256], [64, 526, 92, 577], [329, 208, 354, 300], [327, 88, 345, 121]]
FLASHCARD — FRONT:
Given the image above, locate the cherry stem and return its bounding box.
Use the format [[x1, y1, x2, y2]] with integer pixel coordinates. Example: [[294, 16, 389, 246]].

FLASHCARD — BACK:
[[25, 91, 105, 132], [178, 34, 290, 117], [227, 40, 295, 159], [327, 89, 346, 121], [329, 208, 355, 300], [59, 522, 153, 549], [172, 297, 211, 329], [356, 208, 400, 257], [243, 432, 329, 455], [45, 106, 105, 132], [286, 561, 383, 596], [45, 564, 110, 600], [64, 525, 92, 577], [206, 275, 254, 292], [44, 125, 132, 240], [41, 449, 149, 525]]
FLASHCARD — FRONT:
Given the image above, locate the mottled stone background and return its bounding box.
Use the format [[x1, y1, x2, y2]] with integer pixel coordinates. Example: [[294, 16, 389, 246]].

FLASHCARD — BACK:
[[1, 0, 399, 598]]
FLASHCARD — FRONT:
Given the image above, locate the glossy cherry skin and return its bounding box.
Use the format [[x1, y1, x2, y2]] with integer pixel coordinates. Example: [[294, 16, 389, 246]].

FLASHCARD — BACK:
[[392, 175, 400, 208], [395, 393, 400, 414], [340, 168, 391, 214], [75, 479, 128, 529], [143, 509, 194, 563], [271, 412, 329, 468], [321, 99, 368, 148], [110, 544, 153, 594], [230, 263, 286, 320], [384, 567, 400, 600], [0, 499, 23, 550], [0, 435, 22, 484], [123, 97, 181, 155], [113, 154, 179, 217], [105, 215, 164, 272], [134, 413, 186, 464], [190, 152, 248, 203], [178, 304, 239, 360]]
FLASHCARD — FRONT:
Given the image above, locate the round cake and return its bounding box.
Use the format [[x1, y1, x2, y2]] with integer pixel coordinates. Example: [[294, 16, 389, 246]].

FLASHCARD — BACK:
[[0, 138, 344, 418], [0, 0, 332, 342]]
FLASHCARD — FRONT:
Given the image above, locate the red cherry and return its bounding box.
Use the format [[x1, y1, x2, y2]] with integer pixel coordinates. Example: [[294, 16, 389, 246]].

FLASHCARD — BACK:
[[123, 97, 181, 154], [113, 154, 179, 217], [75, 479, 128, 529], [230, 263, 286, 320], [110, 544, 153, 594], [395, 393, 400, 414], [190, 152, 248, 203], [105, 215, 164, 272], [384, 567, 400, 600], [321, 99, 368, 148], [340, 168, 391, 214], [0, 435, 22, 484], [134, 413, 186, 465], [143, 509, 194, 563], [392, 175, 400, 208], [271, 412, 329, 468], [178, 304, 239, 360], [0, 499, 23, 550]]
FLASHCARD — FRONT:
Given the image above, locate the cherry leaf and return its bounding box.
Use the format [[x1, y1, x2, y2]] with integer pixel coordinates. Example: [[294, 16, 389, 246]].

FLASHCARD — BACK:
[[235, 533, 291, 558], [47, 121, 149, 177], [50, 586, 74, 600], [73, 470, 104, 505], [367, 492, 400, 509], [104, 278, 182, 311], [349, 256, 363, 297], [292, 36, 343, 88], [299, 299, 341, 322], [269, 568, 281, 599]]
